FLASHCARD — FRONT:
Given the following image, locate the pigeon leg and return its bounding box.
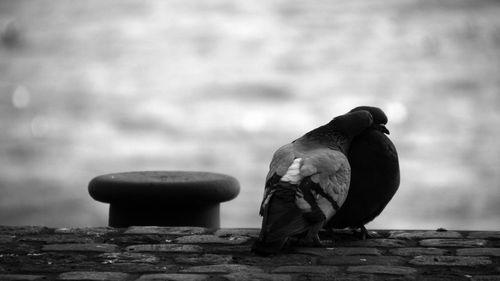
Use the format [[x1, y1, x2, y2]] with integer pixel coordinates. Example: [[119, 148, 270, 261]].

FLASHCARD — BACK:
[[360, 225, 370, 240], [298, 221, 324, 247]]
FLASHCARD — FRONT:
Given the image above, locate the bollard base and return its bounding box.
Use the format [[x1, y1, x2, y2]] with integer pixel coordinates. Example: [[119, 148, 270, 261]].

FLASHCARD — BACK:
[[108, 203, 220, 228]]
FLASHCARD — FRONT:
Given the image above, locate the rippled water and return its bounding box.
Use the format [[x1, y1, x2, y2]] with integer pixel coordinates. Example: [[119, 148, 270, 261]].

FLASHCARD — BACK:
[[1, 0, 499, 230]]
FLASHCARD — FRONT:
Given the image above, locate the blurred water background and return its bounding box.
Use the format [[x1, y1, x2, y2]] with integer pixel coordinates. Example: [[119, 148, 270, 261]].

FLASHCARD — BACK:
[[1, 0, 499, 230]]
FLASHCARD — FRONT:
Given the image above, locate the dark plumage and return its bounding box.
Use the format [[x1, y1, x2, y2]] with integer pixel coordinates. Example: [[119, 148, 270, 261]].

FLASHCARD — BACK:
[[325, 106, 400, 238], [252, 110, 375, 255]]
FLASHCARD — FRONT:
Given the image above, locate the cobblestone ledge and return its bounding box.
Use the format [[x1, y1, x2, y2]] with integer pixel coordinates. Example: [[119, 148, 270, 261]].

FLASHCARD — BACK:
[[0, 226, 499, 280]]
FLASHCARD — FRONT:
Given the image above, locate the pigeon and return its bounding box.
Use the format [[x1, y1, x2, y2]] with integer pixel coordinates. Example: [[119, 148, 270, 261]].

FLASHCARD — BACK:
[[325, 106, 400, 239], [252, 110, 376, 255]]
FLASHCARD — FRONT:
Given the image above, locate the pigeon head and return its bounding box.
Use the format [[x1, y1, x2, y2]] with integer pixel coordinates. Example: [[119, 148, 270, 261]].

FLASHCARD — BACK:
[[349, 106, 390, 135], [330, 110, 374, 138]]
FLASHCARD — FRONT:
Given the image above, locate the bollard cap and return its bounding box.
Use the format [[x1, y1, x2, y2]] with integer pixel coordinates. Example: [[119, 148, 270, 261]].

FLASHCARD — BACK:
[[88, 171, 240, 205]]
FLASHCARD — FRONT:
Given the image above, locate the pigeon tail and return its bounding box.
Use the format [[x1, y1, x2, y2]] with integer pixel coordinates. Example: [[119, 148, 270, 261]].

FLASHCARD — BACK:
[[253, 181, 312, 255]]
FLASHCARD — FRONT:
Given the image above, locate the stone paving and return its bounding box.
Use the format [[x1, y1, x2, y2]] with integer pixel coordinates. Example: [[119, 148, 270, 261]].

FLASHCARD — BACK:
[[0, 226, 499, 280]]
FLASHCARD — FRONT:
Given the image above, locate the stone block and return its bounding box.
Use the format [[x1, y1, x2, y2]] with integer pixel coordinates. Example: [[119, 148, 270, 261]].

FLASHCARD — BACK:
[[19, 235, 95, 244], [101, 263, 175, 273], [106, 235, 166, 245], [126, 244, 203, 253], [124, 226, 209, 236], [319, 256, 406, 266], [341, 239, 408, 248], [467, 232, 500, 239], [54, 227, 118, 235], [174, 254, 232, 265], [272, 265, 340, 273], [389, 247, 449, 256], [293, 247, 381, 256], [42, 244, 118, 253], [136, 274, 209, 281], [419, 239, 487, 247], [224, 272, 292, 281], [214, 228, 260, 238], [389, 231, 462, 239], [180, 264, 263, 273], [0, 235, 15, 244], [329, 274, 375, 281], [57, 271, 129, 280], [409, 255, 492, 266], [0, 226, 49, 235], [0, 275, 46, 280], [233, 254, 316, 266], [456, 248, 500, 256], [471, 276, 500, 281], [175, 235, 249, 245], [347, 265, 417, 275], [99, 252, 159, 264]]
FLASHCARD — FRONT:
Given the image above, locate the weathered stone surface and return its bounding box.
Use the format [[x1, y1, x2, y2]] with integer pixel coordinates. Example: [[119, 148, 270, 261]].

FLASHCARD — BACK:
[[0, 226, 49, 235], [175, 235, 249, 245], [471, 276, 500, 281], [126, 244, 203, 253], [1, 227, 500, 279], [293, 247, 381, 256], [42, 244, 118, 253], [180, 264, 263, 273], [174, 254, 232, 265], [101, 263, 175, 273], [3, 253, 92, 273], [124, 226, 209, 236], [19, 235, 95, 244], [0, 235, 15, 243], [272, 265, 340, 274], [468, 232, 500, 239], [57, 271, 129, 280], [106, 235, 165, 245], [341, 239, 408, 248], [409, 255, 492, 266], [419, 239, 488, 247], [389, 247, 449, 256], [319, 256, 406, 266], [54, 227, 118, 235], [136, 274, 209, 281], [0, 274, 47, 280], [233, 254, 316, 266], [214, 228, 260, 238], [347, 265, 417, 275], [99, 252, 159, 264], [326, 229, 381, 237], [389, 230, 462, 239], [456, 248, 500, 256], [224, 272, 292, 281]]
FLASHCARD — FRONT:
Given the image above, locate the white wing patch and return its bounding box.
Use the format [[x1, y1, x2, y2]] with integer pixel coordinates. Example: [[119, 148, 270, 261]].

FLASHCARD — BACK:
[[261, 142, 351, 222], [280, 158, 303, 184]]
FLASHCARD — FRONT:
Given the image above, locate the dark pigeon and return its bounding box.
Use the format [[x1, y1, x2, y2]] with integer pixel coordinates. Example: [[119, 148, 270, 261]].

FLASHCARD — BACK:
[[325, 106, 400, 239], [252, 110, 375, 255]]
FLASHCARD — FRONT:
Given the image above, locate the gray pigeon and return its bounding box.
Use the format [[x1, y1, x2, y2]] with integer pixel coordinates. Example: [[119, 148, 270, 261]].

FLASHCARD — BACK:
[[252, 110, 376, 255]]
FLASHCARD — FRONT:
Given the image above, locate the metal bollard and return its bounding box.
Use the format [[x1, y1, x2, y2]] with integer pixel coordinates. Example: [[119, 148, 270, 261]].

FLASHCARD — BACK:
[[88, 171, 240, 228]]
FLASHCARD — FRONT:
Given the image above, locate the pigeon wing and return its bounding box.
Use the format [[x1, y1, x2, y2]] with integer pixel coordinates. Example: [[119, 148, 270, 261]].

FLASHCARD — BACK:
[[297, 147, 351, 222], [259, 143, 296, 216]]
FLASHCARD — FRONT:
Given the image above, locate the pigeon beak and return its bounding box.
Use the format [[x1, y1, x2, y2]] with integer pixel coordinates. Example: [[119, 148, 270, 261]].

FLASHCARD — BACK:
[[379, 124, 390, 135]]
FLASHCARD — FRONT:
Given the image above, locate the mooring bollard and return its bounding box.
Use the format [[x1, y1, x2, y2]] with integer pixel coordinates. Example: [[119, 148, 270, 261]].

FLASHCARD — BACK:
[[88, 171, 240, 228]]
